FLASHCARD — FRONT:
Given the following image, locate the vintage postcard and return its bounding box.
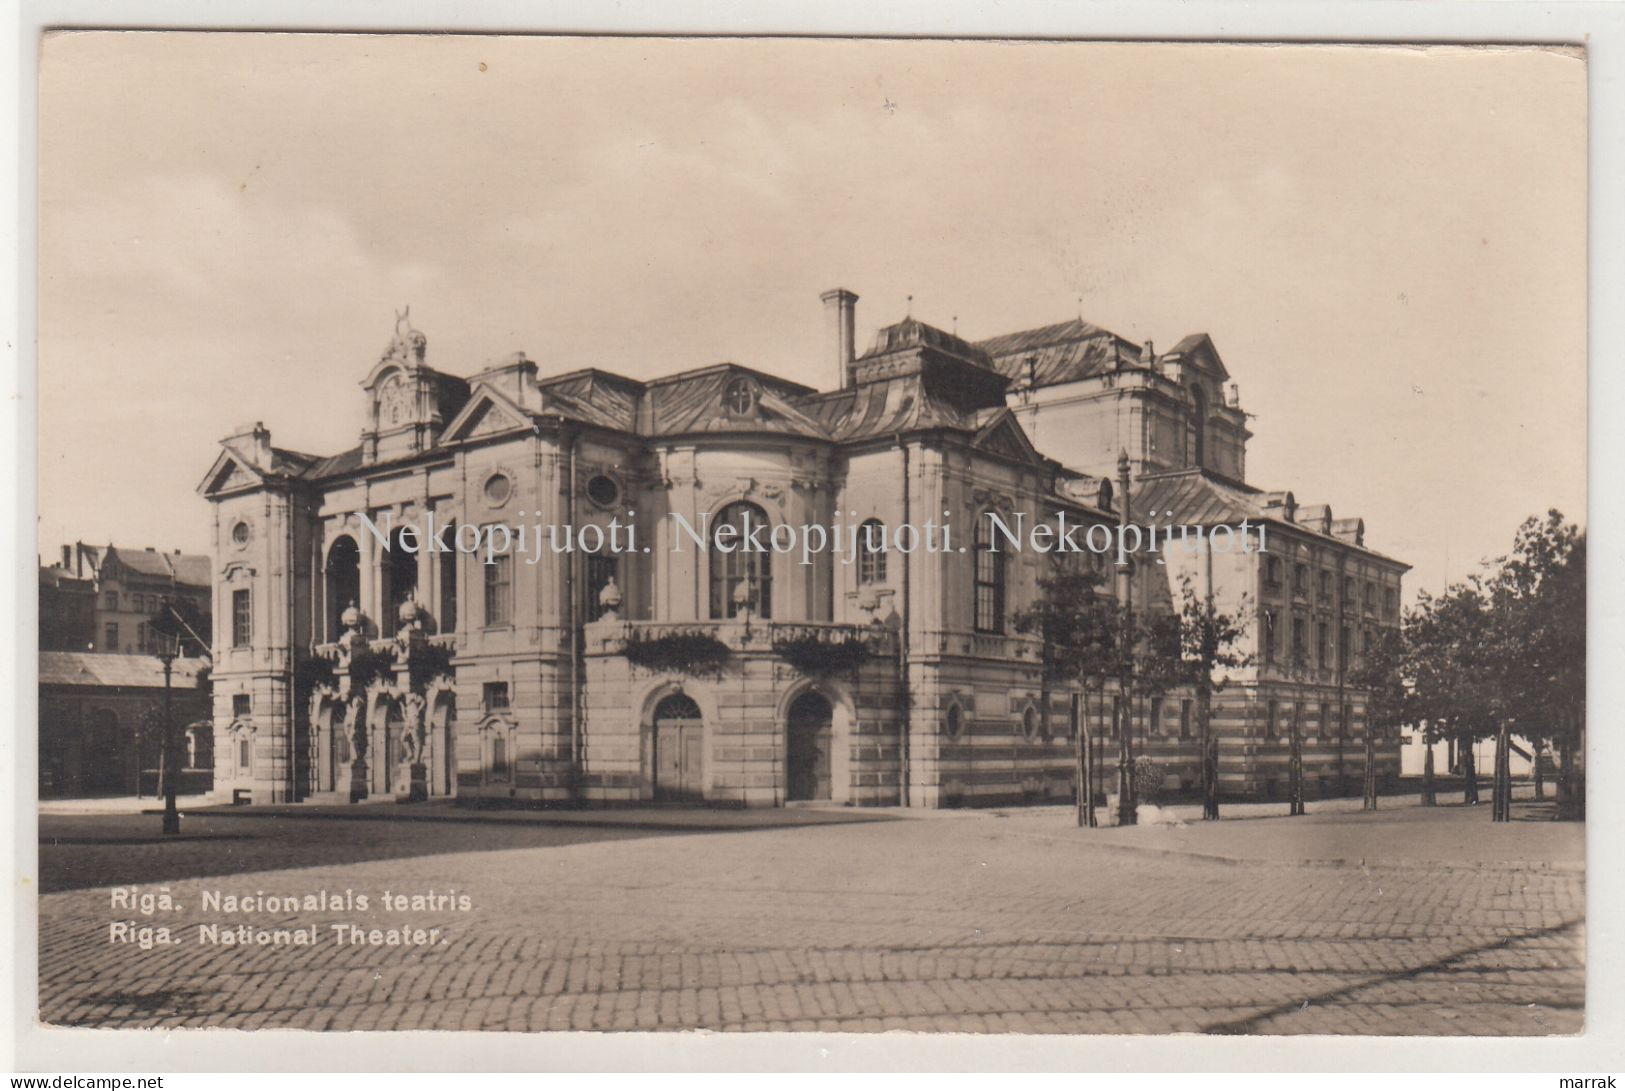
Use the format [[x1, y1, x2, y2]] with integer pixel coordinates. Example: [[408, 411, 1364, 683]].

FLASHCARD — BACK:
[[27, 29, 1587, 1057]]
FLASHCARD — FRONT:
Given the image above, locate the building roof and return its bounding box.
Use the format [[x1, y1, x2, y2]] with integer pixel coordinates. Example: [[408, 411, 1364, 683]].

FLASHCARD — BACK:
[[1130, 468, 1408, 568], [39, 651, 209, 690], [39, 565, 93, 591], [102, 546, 211, 588], [977, 317, 1145, 388]]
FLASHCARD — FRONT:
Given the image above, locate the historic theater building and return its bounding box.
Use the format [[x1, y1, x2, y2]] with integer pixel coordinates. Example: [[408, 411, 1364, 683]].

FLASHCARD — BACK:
[[199, 290, 1406, 808]]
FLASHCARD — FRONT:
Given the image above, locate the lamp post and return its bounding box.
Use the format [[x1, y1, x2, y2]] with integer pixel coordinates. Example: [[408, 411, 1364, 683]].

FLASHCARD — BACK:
[[156, 633, 180, 835], [1115, 450, 1137, 828]]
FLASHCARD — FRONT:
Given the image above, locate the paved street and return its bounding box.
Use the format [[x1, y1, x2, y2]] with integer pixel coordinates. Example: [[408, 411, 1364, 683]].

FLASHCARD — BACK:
[[35, 801, 1583, 1035]]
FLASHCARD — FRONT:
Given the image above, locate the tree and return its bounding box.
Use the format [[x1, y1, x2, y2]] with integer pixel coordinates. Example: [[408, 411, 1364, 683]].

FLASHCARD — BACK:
[[1487, 511, 1585, 819], [1138, 572, 1251, 820], [1350, 623, 1407, 810], [1014, 559, 1121, 827]]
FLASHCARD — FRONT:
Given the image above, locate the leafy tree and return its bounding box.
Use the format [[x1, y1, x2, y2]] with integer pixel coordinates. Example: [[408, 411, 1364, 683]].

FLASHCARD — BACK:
[[1350, 623, 1407, 810], [1015, 559, 1120, 827]]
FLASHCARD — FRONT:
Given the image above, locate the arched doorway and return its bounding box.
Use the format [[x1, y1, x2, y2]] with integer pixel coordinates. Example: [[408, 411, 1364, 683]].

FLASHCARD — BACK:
[[786, 691, 833, 802], [325, 536, 361, 641], [383, 699, 405, 795], [432, 691, 456, 796], [651, 694, 704, 802]]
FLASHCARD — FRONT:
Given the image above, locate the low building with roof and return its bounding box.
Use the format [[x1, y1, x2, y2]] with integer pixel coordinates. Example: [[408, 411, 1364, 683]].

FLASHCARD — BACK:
[[39, 651, 212, 797], [196, 292, 1405, 809]]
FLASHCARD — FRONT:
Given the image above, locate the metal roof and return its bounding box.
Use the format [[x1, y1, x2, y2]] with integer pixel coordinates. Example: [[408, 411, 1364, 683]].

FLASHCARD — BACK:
[[39, 651, 209, 690]]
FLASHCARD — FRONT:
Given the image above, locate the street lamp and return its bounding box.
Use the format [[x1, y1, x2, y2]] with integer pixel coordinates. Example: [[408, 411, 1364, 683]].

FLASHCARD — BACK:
[[150, 602, 188, 836]]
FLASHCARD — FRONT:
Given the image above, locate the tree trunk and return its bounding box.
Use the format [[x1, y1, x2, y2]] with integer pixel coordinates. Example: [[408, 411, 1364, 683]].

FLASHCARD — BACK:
[[1532, 738, 1545, 801], [1492, 720, 1511, 822], [1074, 691, 1095, 828], [1117, 690, 1136, 827], [1200, 687, 1219, 820], [1421, 739, 1436, 806], [1461, 738, 1479, 805], [1362, 717, 1378, 811], [1289, 707, 1305, 816]]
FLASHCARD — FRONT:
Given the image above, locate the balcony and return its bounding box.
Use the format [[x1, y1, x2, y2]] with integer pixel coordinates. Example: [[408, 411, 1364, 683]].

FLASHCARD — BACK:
[[587, 617, 895, 660]]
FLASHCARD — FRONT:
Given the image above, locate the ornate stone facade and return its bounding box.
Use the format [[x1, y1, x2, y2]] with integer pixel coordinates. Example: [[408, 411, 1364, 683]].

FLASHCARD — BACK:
[[198, 290, 1406, 808]]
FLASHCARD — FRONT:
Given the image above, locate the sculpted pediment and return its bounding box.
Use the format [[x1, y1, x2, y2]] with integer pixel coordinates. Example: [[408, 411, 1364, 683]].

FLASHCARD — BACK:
[[441, 387, 531, 443]]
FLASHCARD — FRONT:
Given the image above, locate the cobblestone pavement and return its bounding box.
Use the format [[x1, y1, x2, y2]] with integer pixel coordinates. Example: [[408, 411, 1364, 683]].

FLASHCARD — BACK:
[[35, 804, 1583, 1035]]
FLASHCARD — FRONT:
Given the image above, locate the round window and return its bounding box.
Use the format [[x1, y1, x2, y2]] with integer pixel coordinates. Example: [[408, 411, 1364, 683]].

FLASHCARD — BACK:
[[483, 473, 512, 507], [585, 474, 620, 508], [231, 521, 251, 547]]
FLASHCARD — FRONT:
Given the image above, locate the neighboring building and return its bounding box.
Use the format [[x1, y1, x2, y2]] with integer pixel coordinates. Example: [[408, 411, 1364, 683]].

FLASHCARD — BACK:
[[38, 558, 95, 651], [198, 293, 1406, 808], [41, 542, 212, 657], [38, 651, 212, 797]]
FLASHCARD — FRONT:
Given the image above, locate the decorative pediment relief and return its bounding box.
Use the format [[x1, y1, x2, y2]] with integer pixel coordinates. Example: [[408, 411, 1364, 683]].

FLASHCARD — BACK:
[[441, 387, 530, 443], [971, 414, 1042, 464], [197, 448, 268, 498]]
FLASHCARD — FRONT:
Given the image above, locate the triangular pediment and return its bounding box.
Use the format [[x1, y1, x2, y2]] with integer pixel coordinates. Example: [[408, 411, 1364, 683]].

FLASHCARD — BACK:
[[196, 446, 268, 498], [440, 385, 531, 443], [972, 412, 1042, 464]]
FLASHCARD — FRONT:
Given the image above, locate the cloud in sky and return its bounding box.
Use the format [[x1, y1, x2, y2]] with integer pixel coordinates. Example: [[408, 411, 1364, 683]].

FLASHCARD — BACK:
[[37, 34, 1585, 593]]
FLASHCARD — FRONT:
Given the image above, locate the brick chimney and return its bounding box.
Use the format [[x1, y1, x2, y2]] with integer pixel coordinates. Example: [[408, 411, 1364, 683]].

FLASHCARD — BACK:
[[820, 288, 858, 389]]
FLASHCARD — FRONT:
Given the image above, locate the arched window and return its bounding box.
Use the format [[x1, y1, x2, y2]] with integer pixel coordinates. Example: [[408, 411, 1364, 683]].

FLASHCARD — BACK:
[[857, 519, 887, 584], [325, 536, 360, 641], [709, 501, 772, 620], [973, 513, 1005, 634]]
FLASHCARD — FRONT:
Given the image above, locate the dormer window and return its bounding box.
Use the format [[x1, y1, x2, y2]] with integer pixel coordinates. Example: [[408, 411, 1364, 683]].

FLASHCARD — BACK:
[[723, 378, 756, 417]]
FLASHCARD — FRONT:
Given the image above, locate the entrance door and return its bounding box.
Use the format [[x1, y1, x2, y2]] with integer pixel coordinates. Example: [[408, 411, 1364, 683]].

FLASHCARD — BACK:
[[786, 692, 833, 802], [652, 694, 704, 802]]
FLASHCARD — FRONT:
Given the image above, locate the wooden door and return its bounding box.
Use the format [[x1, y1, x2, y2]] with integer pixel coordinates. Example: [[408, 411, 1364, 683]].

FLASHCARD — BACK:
[[652, 695, 704, 802]]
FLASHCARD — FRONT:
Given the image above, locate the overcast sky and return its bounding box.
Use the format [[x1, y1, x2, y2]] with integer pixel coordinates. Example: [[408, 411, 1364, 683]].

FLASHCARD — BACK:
[[37, 34, 1586, 595]]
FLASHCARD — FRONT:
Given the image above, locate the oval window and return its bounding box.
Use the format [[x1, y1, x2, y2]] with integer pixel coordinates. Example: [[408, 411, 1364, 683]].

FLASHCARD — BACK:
[[231, 521, 251, 546], [585, 474, 620, 508], [944, 702, 964, 739], [1022, 704, 1040, 740], [483, 473, 512, 506]]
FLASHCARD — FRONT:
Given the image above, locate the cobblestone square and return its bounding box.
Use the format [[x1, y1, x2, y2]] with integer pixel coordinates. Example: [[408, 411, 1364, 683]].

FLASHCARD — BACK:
[[36, 801, 1583, 1035]]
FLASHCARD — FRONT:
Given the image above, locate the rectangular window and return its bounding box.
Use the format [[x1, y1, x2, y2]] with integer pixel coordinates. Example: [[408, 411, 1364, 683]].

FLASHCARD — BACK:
[[1149, 696, 1164, 737], [587, 554, 619, 621], [1265, 699, 1277, 739], [232, 694, 251, 719], [491, 735, 509, 779], [1339, 624, 1351, 671], [483, 552, 513, 626], [1292, 616, 1307, 661], [1317, 622, 1330, 668], [238, 738, 251, 772], [232, 589, 252, 647], [1318, 570, 1331, 603], [1262, 610, 1278, 664], [1341, 702, 1352, 737], [103, 591, 118, 610], [104, 622, 118, 650], [1179, 699, 1193, 740], [439, 550, 457, 633], [483, 681, 510, 712], [1319, 702, 1331, 738], [973, 528, 1006, 634]]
